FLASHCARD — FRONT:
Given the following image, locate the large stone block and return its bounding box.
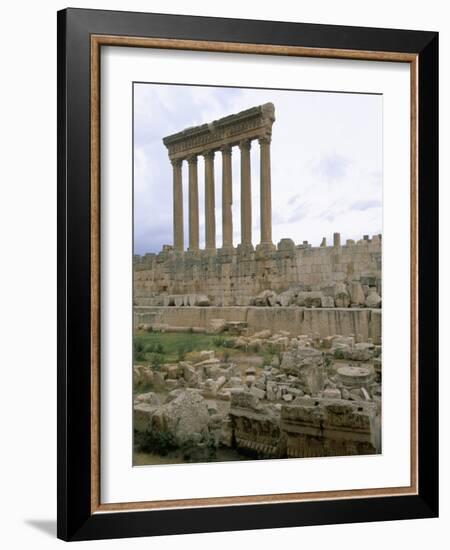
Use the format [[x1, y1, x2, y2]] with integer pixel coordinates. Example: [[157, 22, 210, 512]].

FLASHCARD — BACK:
[[281, 398, 380, 457], [350, 281, 366, 305], [280, 348, 325, 394], [321, 296, 335, 308], [148, 390, 211, 445], [365, 288, 381, 308]]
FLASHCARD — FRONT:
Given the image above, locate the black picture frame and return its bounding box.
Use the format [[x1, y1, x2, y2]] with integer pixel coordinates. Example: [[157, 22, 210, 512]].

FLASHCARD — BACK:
[[57, 7, 438, 541]]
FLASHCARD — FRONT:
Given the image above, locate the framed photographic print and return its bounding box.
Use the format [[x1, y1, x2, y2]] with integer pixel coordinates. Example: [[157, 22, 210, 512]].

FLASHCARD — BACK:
[[57, 8, 439, 541]]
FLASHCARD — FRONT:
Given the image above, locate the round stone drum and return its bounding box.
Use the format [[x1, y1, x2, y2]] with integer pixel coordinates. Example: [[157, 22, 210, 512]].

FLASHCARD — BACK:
[[336, 365, 373, 388]]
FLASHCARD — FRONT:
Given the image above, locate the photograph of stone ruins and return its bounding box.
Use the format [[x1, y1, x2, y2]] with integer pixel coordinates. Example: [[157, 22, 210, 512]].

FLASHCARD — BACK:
[[133, 88, 382, 466]]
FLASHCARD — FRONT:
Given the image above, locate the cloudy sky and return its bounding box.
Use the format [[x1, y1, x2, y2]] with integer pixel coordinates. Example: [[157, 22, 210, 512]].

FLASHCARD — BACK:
[[133, 83, 382, 255]]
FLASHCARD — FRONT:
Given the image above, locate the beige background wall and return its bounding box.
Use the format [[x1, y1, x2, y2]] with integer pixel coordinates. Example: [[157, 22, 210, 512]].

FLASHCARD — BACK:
[[135, 238, 381, 305], [135, 305, 381, 343]]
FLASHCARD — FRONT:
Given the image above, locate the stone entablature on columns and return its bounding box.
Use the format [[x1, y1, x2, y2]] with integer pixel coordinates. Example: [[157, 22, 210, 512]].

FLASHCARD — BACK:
[[163, 103, 275, 160]]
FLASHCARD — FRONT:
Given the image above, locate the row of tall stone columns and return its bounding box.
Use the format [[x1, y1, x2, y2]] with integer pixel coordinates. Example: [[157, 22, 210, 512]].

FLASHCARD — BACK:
[[171, 136, 273, 253]]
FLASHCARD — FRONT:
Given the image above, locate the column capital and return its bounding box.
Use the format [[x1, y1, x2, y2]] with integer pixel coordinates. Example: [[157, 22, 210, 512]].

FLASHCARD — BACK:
[[258, 134, 272, 146], [221, 144, 232, 155], [187, 155, 198, 165], [239, 139, 252, 151], [170, 158, 183, 168], [203, 150, 215, 160]]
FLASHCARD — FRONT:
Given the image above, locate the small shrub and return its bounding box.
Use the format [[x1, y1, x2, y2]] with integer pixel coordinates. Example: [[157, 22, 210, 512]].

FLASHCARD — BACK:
[[154, 342, 165, 354], [181, 432, 217, 462], [212, 336, 225, 348], [150, 353, 163, 370], [222, 338, 235, 349], [134, 339, 145, 353], [266, 342, 277, 355], [133, 339, 146, 362], [138, 429, 178, 456]]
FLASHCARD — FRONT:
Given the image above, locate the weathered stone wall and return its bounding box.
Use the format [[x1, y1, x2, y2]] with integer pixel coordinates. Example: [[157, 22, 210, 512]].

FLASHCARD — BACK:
[[134, 236, 381, 307], [134, 306, 382, 344]]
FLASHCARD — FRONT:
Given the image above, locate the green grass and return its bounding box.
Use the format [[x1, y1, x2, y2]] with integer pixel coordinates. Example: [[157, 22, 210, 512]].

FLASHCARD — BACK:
[[133, 331, 235, 364], [133, 330, 276, 368]]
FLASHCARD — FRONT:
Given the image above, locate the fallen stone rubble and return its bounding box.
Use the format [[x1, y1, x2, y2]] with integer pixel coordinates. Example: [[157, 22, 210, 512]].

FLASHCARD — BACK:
[[249, 283, 381, 309], [140, 282, 382, 310], [134, 332, 382, 461]]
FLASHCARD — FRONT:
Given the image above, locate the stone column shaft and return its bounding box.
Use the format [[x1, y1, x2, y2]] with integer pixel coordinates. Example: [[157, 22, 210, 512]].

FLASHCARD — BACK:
[[239, 140, 252, 247], [171, 159, 183, 251], [259, 136, 273, 246], [188, 156, 199, 251], [221, 145, 233, 249], [204, 151, 216, 251]]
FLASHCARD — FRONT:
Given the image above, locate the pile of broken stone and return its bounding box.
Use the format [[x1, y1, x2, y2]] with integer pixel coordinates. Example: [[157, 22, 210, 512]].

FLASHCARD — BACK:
[[251, 282, 381, 308], [144, 282, 382, 309], [134, 330, 382, 461]]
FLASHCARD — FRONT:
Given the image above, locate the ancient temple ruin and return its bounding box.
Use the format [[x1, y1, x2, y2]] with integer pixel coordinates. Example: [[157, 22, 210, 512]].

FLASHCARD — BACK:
[[134, 102, 382, 341], [163, 102, 276, 253], [133, 102, 383, 464]]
